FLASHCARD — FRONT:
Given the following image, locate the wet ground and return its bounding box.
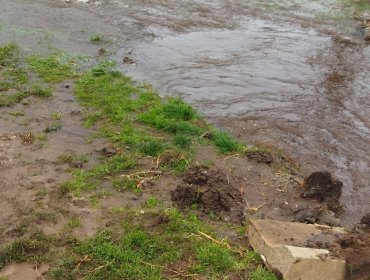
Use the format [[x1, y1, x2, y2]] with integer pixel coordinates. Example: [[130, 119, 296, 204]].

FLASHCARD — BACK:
[[0, 0, 369, 227]]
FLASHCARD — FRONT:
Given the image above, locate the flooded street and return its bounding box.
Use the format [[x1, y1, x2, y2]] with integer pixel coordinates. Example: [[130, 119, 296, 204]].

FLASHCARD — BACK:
[[1, 0, 369, 226]]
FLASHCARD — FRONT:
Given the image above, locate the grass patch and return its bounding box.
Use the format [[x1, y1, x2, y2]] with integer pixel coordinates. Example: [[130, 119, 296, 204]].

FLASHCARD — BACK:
[[0, 91, 27, 107], [112, 178, 142, 194], [90, 33, 104, 42], [9, 110, 24, 117], [48, 208, 266, 279], [212, 130, 243, 154], [28, 85, 53, 97], [0, 43, 19, 67], [138, 138, 167, 156], [64, 155, 137, 195], [50, 111, 62, 120], [0, 234, 50, 269], [26, 54, 75, 83], [66, 217, 82, 230]]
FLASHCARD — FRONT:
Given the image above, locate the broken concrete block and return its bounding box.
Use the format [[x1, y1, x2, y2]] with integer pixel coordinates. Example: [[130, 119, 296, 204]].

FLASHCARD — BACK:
[[248, 219, 346, 280]]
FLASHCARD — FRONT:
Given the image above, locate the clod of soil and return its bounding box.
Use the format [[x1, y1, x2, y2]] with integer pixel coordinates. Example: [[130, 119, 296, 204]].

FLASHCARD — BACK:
[[300, 171, 342, 213], [246, 151, 273, 164], [360, 213, 370, 228], [171, 166, 244, 222], [335, 231, 370, 279]]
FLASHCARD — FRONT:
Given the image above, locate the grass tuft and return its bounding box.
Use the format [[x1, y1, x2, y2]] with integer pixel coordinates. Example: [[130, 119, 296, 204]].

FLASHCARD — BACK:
[[0, 43, 19, 67], [26, 54, 75, 83]]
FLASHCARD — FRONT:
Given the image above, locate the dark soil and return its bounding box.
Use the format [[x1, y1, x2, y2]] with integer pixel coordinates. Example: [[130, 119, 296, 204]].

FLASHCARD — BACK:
[[300, 171, 343, 213], [360, 213, 370, 228], [171, 166, 245, 222], [335, 230, 370, 280], [246, 151, 273, 164]]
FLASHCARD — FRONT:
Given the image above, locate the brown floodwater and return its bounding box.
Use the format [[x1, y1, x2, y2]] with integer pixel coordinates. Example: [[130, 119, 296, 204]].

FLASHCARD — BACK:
[[0, 0, 369, 226]]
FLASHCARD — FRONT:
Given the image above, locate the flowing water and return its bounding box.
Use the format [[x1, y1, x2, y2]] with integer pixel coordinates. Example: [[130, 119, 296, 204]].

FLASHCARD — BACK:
[[1, 0, 369, 225]]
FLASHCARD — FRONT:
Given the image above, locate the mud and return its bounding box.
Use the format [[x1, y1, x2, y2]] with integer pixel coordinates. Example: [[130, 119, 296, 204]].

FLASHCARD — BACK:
[[300, 171, 343, 213], [335, 231, 370, 280], [171, 166, 244, 222], [0, 0, 369, 228]]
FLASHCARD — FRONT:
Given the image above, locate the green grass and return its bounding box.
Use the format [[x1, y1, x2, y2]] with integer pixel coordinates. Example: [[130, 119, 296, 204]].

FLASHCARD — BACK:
[[212, 130, 243, 154], [47, 208, 266, 279], [0, 43, 19, 67], [0, 233, 50, 269], [9, 110, 24, 116], [28, 85, 53, 97], [90, 33, 104, 42], [50, 111, 62, 120], [66, 217, 82, 230], [0, 91, 27, 107], [138, 138, 167, 156], [250, 268, 278, 280], [64, 155, 137, 195], [112, 177, 142, 194], [146, 197, 160, 208], [26, 54, 75, 83]]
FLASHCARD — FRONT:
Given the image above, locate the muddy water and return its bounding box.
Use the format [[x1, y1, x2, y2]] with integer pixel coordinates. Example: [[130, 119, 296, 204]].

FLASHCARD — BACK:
[[1, 0, 369, 226]]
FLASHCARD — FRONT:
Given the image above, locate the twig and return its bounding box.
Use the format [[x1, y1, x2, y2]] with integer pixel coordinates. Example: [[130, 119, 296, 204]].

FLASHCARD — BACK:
[[223, 154, 240, 161], [140, 260, 197, 278], [156, 156, 160, 169], [87, 262, 112, 274], [35, 264, 46, 280], [246, 203, 266, 212], [197, 231, 243, 255]]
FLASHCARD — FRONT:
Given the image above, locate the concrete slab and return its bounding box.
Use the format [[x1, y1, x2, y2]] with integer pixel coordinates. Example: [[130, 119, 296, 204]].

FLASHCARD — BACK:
[[248, 219, 346, 280]]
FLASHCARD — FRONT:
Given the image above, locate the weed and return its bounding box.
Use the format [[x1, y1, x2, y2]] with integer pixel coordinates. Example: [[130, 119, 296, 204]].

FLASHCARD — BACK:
[[50, 111, 62, 120], [158, 149, 190, 172], [43, 123, 62, 133], [35, 187, 48, 199], [33, 211, 57, 224], [66, 217, 82, 229], [35, 133, 48, 141], [9, 110, 24, 116], [90, 33, 104, 42], [146, 197, 160, 208]]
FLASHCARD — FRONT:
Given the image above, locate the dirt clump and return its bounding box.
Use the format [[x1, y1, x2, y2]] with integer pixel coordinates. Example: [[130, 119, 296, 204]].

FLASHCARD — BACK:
[[300, 171, 343, 213], [246, 151, 273, 164], [360, 213, 370, 228], [335, 231, 370, 280], [171, 166, 244, 222]]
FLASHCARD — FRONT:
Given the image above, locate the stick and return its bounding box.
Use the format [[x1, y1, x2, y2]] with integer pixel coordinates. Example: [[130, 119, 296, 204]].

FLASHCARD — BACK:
[[35, 264, 46, 280], [223, 154, 240, 161], [197, 231, 243, 255]]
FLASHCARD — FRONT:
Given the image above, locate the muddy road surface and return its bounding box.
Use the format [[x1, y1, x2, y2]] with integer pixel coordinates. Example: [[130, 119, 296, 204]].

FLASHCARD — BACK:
[[1, 0, 369, 226]]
